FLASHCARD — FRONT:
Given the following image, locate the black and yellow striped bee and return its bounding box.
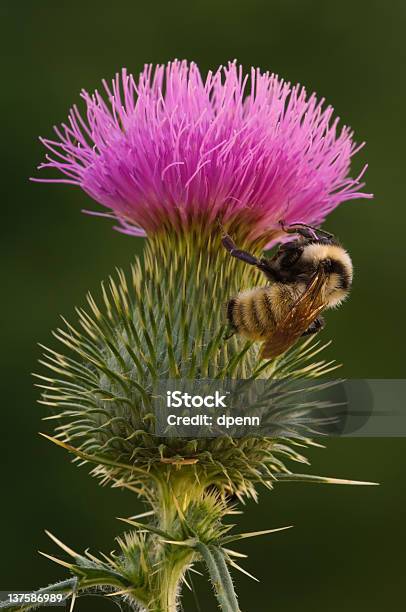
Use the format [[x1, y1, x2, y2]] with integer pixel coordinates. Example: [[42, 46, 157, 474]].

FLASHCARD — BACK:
[[222, 223, 353, 359]]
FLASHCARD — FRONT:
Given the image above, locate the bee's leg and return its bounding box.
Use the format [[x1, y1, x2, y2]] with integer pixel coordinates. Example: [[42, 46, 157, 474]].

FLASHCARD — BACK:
[[280, 222, 317, 241], [301, 316, 325, 336], [221, 233, 262, 267], [281, 221, 335, 242]]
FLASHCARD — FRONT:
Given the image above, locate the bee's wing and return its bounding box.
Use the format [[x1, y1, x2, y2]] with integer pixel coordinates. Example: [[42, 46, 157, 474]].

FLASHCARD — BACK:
[[260, 268, 328, 359]]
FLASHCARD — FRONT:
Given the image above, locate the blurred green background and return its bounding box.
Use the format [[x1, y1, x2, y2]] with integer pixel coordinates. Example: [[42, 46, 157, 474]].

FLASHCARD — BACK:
[[1, 0, 405, 610]]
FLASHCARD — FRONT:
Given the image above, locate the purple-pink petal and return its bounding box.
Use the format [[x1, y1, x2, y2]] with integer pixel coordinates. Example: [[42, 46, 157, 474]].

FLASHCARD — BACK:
[[33, 60, 372, 243]]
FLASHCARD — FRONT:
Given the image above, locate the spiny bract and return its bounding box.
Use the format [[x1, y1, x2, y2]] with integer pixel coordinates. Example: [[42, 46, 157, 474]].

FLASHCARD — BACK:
[[38, 230, 337, 503]]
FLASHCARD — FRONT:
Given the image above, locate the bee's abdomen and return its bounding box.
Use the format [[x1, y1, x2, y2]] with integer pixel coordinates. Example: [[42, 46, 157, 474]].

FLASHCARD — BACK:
[[227, 288, 275, 340]]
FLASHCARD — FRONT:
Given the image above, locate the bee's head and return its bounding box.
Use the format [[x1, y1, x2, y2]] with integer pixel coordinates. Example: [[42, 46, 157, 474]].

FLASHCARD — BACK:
[[301, 242, 353, 307], [271, 223, 353, 307]]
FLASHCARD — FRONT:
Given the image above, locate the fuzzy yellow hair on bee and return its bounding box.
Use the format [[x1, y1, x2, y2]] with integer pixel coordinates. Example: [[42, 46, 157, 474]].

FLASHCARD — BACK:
[[222, 222, 353, 358]]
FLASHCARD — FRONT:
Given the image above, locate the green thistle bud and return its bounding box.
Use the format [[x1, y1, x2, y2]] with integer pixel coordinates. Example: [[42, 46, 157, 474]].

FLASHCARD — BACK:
[[38, 231, 336, 499]]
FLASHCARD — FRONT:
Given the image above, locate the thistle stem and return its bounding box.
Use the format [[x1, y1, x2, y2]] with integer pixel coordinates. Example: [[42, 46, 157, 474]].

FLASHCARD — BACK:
[[137, 474, 202, 612], [151, 554, 193, 612]]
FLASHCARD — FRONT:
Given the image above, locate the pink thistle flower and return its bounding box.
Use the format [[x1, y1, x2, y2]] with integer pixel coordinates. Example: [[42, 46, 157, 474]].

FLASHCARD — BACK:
[[33, 60, 371, 244]]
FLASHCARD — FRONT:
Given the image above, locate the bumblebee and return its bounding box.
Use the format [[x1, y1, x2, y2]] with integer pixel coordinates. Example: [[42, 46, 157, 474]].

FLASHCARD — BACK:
[[222, 223, 353, 358]]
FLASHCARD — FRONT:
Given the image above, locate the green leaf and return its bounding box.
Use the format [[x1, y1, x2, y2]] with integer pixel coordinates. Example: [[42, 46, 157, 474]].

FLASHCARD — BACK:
[[0, 579, 77, 611], [196, 543, 240, 612]]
